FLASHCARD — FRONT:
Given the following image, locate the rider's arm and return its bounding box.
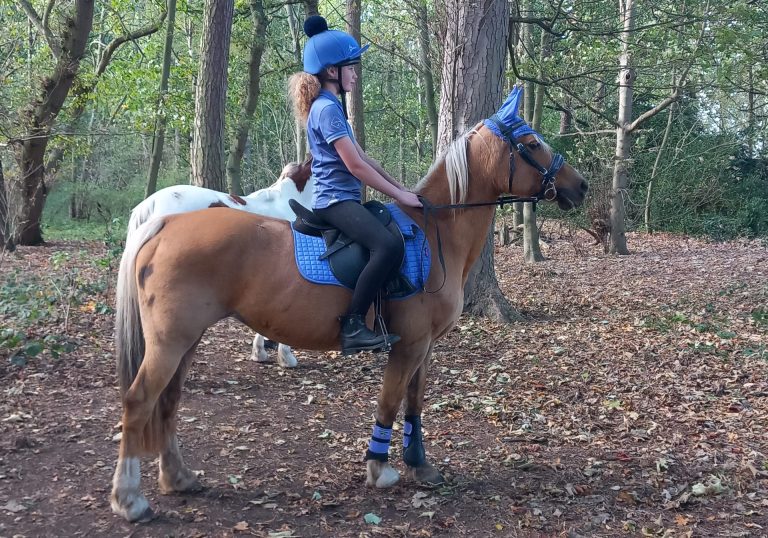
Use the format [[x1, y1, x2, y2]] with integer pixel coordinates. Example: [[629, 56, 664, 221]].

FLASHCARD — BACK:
[[353, 140, 406, 191], [334, 137, 404, 200]]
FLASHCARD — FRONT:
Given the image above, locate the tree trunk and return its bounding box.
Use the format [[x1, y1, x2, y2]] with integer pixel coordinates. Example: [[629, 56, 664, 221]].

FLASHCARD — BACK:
[[436, 0, 516, 321], [303, 0, 319, 18], [609, 0, 635, 255], [512, 201, 523, 239], [286, 4, 306, 162], [146, 0, 178, 198], [345, 0, 365, 150], [464, 224, 523, 321], [226, 0, 267, 195], [517, 0, 535, 122], [414, 0, 438, 155], [559, 95, 572, 134], [7, 0, 94, 245], [523, 202, 544, 262], [522, 28, 550, 263], [644, 104, 674, 234], [191, 0, 234, 191], [0, 154, 12, 252]]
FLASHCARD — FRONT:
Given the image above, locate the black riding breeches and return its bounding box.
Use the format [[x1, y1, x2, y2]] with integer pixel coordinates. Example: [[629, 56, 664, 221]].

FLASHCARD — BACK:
[[315, 200, 403, 316]]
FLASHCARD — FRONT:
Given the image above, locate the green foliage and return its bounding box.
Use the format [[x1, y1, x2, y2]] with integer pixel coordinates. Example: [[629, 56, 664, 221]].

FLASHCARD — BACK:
[[2, 0, 765, 244], [1, 240, 118, 366]]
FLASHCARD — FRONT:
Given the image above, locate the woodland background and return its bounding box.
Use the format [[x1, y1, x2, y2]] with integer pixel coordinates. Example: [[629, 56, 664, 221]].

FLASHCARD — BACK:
[[0, 0, 765, 252], [1, 1, 768, 536]]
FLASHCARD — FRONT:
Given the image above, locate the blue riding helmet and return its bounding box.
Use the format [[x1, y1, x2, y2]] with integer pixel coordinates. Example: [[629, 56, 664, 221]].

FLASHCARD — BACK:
[[303, 15, 370, 75]]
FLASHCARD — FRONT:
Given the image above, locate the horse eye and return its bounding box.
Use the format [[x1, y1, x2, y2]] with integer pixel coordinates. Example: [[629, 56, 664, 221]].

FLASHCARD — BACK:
[[528, 141, 541, 150]]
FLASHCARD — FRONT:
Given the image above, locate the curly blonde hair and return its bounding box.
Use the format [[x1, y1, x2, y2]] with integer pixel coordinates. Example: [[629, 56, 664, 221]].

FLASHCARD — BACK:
[[288, 72, 321, 124]]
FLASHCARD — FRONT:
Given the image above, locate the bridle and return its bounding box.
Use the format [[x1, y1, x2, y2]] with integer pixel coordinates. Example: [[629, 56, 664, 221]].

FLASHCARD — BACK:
[[487, 114, 564, 203], [418, 116, 567, 293]]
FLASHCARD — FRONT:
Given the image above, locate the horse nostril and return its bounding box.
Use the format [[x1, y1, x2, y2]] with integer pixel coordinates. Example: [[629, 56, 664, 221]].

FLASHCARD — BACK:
[[580, 179, 589, 194]]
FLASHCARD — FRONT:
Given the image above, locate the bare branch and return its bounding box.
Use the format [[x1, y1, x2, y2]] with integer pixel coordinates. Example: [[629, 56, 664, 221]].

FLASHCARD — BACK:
[[97, 11, 167, 76], [627, 91, 679, 133], [16, 0, 60, 58], [42, 0, 56, 33]]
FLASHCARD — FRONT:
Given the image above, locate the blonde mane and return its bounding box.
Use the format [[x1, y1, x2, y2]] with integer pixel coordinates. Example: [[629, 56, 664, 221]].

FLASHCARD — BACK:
[[419, 128, 485, 205]]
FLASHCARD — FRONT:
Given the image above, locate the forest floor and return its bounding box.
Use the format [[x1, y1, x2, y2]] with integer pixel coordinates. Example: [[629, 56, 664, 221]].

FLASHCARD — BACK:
[[0, 224, 767, 538]]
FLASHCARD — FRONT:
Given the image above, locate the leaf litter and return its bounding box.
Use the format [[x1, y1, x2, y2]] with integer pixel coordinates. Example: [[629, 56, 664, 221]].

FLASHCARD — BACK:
[[0, 229, 766, 536]]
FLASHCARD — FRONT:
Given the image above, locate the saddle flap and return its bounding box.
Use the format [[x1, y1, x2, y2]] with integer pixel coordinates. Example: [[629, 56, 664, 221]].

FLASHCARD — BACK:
[[289, 199, 328, 236], [291, 203, 430, 300]]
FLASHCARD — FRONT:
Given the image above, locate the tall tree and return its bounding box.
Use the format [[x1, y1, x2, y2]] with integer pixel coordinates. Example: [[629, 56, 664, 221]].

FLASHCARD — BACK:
[[0, 153, 9, 251], [6, 0, 94, 245], [436, 0, 518, 321], [146, 0, 178, 198], [413, 0, 438, 153], [191, 0, 234, 191], [346, 0, 365, 150], [286, 4, 306, 161], [609, 0, 701, 253], [226, 0, 268, 195]]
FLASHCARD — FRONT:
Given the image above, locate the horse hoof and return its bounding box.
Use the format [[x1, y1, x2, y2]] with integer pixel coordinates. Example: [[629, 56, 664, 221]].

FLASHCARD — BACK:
[[136, 506, 156, 523], [111, 490, 152, 523], [277, 348, 298, 368], [366, 460, 400, 488], [158, 472, 203, 495], [251, 350, 269, 362], [407, 463, 445, 487]]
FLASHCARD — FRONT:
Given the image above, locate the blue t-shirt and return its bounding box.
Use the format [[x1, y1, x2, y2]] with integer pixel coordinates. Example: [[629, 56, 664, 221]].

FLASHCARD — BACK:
[[307, 90, 360, 209]]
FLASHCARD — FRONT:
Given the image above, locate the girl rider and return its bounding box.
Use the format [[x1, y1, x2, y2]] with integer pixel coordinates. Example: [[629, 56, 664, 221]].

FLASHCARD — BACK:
[[287, 15, 422, 355]]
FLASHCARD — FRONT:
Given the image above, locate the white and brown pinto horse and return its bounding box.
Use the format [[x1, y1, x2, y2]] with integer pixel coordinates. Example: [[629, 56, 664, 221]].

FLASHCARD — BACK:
[[126, 157, 313, 368], [110, 88, 588, 522]]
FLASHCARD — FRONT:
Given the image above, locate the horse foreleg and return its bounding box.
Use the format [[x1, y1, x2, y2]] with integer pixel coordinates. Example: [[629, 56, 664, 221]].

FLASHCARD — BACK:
[[276, 344, 298, 368], [366, 342, 432, 489], [403, 347, 444, 486]]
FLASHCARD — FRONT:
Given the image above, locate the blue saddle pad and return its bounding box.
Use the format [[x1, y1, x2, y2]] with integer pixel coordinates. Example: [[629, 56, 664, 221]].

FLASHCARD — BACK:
[[292, 203, 430, 300]]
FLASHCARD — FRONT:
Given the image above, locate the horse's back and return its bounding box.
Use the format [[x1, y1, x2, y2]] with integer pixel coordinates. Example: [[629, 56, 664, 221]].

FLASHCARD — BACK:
[[138, 208, 344, 350]]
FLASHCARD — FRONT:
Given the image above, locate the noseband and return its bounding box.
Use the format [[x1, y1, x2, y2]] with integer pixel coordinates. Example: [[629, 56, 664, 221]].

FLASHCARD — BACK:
[[487, 114, 564, 201]]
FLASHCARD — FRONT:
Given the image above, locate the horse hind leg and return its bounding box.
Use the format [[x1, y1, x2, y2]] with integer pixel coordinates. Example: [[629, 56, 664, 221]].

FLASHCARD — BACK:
[[249, 334, 298, 368], [157, 342, 203, 494], [277, 344, 298, 368], [111, 338, 198, 522]]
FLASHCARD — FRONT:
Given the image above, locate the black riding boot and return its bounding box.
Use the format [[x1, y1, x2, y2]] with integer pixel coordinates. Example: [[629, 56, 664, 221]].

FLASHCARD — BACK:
[[339, 314, 400, 355]]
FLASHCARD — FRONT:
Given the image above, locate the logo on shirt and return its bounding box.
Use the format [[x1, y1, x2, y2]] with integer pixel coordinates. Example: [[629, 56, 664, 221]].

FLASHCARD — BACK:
[[331, 117, 345, 130]]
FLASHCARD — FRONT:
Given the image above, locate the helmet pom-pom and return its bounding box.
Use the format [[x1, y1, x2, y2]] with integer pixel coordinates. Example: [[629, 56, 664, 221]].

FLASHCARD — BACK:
[[304, 15, 328, 37]]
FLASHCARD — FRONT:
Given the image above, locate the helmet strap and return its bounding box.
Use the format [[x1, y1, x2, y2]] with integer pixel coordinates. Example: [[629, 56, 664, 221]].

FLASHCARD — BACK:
[[328, 65, 349, 119]]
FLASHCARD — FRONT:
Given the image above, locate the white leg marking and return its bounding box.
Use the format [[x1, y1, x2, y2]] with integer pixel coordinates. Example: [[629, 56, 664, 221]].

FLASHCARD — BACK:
[[277, 344, 298, 368], [111, 457, 150, 522], [366, 459, 400, 489], [250, 334, 269, 362]]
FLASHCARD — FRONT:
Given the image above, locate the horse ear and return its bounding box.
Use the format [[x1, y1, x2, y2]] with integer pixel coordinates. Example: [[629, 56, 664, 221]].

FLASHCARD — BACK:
[[495, 85, 524, 125]]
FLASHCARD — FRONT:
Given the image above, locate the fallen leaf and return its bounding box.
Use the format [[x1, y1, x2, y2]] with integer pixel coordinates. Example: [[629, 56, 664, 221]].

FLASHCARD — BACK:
[[1, 500, 26, 513]]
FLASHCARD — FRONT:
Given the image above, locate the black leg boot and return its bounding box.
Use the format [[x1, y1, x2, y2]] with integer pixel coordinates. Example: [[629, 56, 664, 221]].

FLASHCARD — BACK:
[[339, 314, 400, 355]]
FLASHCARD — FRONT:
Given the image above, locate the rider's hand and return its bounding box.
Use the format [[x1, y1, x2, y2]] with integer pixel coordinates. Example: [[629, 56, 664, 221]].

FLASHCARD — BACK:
[[396, 190, 423, 208]]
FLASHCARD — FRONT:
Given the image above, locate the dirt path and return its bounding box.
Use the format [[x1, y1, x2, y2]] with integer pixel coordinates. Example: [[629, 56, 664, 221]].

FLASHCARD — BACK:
[[1, 230, 767, 537]]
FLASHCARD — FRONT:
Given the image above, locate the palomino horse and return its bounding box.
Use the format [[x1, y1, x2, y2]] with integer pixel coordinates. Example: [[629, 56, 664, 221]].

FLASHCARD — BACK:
[[110, 87, 588, 522], [126, 156, 313, 368]]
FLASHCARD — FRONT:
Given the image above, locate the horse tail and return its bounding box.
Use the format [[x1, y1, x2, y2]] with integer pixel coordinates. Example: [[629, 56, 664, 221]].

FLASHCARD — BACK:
[[115, 217, 165, 395], [127, 196, 158, 239]]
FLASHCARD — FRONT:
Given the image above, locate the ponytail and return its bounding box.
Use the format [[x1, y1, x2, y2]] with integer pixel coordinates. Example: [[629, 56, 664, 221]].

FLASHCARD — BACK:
[[288, 72, 321, 125]]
